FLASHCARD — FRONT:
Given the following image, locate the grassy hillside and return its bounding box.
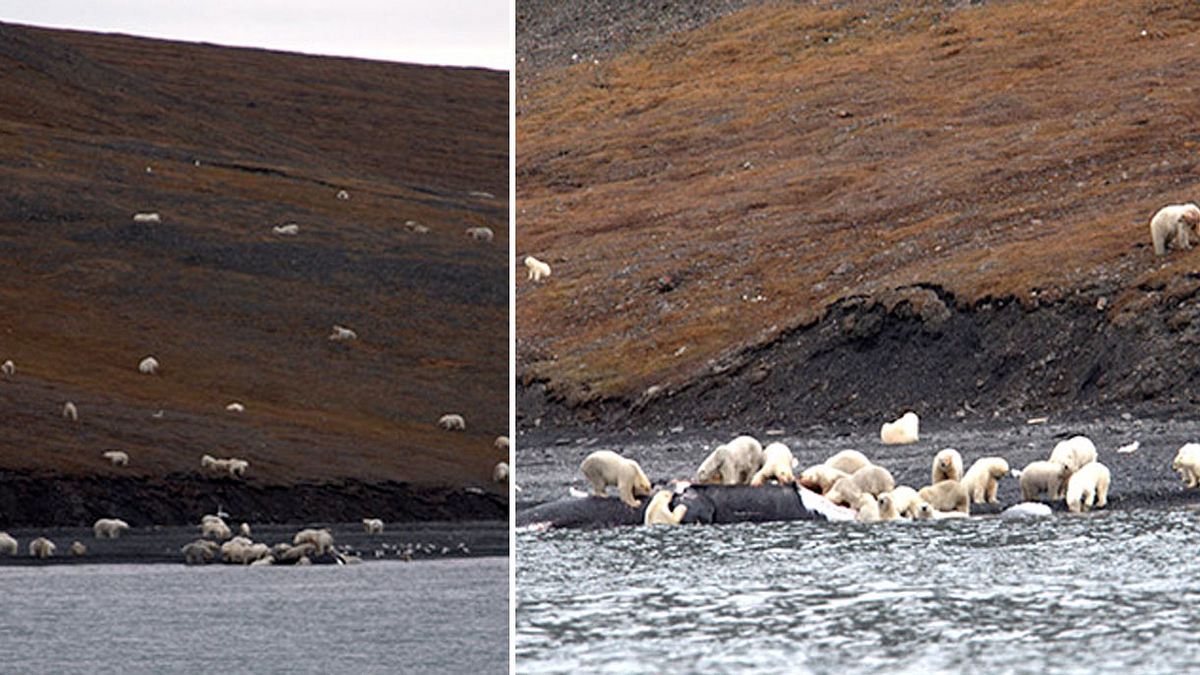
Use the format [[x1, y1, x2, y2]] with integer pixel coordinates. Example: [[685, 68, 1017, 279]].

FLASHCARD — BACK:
[[516, 0, 1200, 417], [0, 23, 508, 496]]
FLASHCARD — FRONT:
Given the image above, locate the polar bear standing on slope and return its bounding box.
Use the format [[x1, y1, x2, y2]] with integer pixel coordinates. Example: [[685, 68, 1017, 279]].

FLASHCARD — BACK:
[[1150, 203, 1200, 255], [643, 490, 688, 525], [1065, 461, 1111, 513], [695, 435, 763, 485], [750, 442, 796, 487], [962, 457, 1010, 504], [581, 450, 653, 508]]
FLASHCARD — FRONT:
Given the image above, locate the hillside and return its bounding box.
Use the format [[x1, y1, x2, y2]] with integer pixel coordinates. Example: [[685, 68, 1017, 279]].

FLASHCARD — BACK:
[[0, 23, 508, 523], [516, 0, 1200, 431]]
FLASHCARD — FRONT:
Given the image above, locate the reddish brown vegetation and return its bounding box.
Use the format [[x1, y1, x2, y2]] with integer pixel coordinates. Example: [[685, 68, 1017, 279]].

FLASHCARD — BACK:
[[517, 0, 1200, 406], [0, 23, 508, 492]]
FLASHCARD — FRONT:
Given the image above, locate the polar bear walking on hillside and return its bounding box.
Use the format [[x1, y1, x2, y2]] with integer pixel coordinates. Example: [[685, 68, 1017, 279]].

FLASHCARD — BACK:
[[1150, 203, 1200, 255]]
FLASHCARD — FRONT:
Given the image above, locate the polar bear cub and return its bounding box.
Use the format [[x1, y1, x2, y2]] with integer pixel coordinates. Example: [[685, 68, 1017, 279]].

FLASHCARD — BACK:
[[1172, 443, 1200, 488], [644, 490, 688, 526], [931, 448, 964, 484], [581, 450, 653, 508], [1049, 436, 1097, 473], [750, 442, 796, 486], [887, 486, 922, 518], [1150, 203, 1200, 255], [1065, 461, 1111, 513], [962, 457, 1010, 504], [1019, 460, 1072, 501], [880, 412, 919, 445], [696, 435, 763, 485]]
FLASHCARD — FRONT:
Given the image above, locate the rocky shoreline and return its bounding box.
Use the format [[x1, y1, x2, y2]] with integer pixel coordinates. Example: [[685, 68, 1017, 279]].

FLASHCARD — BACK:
[[0, 472, 507, 528]]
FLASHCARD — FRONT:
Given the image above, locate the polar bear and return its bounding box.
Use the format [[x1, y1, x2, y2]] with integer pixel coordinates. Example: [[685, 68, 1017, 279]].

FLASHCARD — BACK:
[[696, 435, 764, 485], [931, 448, 964, 484], [823, 449, 871, 475], [525, 256, 552, 281], [101, 450, 129, 467], [581, 450, 653, 508], [362, 518, 384, 534], [643, 490, 688, 525], [750, 442, 796, 487], [68, 541, 87, 556], [0, 532, 16, 555], [911, 500, 935, 519], [962, 457, 1010, 504], [1065, 461, 1111, 513], [438, 414, 466, 431], [876, 491, 902, 521], [29, 537, 55, 558], [1150, 203, 1200, 255], [887, 486, 921, 518], [855, 494, 882, 522], [799, 464, 850, 494], [1172, 443, 1200, 488], [1049, 436, 1097, 473], [825, 464, 895, 506], [1018, 460, 1072, 501], [918, 479, 970, 514], [93, 518, 130, 539], [880, 412, 919, 444]]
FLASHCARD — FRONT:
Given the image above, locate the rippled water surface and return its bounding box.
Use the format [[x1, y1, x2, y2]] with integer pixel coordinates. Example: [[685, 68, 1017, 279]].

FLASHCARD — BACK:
[[517, 509, 1200, 673], [0, 558, 508, 673]]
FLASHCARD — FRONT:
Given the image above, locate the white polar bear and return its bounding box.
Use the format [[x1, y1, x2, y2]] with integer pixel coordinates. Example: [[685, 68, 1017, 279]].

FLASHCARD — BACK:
[[362, 518, 384, 534], [750, 442, 796, 487], [931, 448, 964, 484], [525, 256, 551, 281], [581, 450, 653, 508], [292, 528, 334, 555], [696, 435, 764, 485], [139, 356, 159, 374], [68, 541, 87, 556], [493, 461, 509, 483], [1065, 461, 1111, 513], [1049, 436, 1097, 473], [102, 450, 129, 467], [93, 518, 130, 539], [1018, 460, 1072, 501], [799, 464, 850, 494], [29, 537, 55, 558], [962, 457, 1010, 504], [881, 412, 919, 445], [438, 414, 466, 431], [887, 486, 922, 518], [643, 490, 688, 526], [1149, 203, 1200, 255], [826, 464, 895, 506], [0, 532, 17, 555], [876, 492, 902, 521], [918, 479, 970, 514], [855, 494, 882, 522], [1173, 443, 1200, 488], [823, 449, 871, 475]]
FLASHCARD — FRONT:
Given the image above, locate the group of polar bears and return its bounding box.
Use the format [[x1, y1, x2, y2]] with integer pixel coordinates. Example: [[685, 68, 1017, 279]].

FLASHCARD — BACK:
[[576, 429, 1139, 526]]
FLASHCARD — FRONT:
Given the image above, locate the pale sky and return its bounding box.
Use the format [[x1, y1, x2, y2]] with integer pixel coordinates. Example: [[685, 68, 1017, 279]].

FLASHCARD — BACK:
[[0, 0, 511, 70]]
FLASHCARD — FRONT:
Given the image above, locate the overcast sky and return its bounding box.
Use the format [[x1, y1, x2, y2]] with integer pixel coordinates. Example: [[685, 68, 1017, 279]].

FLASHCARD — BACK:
[[0, 0, 510, 70]]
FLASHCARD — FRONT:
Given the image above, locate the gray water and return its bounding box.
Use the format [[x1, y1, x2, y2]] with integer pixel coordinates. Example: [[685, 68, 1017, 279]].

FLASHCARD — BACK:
[[516, 509, 1200, 674], [0, 558, 509, 673]]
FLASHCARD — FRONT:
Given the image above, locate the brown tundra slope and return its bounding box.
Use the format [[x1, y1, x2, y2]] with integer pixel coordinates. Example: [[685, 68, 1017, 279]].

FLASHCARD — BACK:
[[0, 23, 508, 524], [517, 0, 1200, 432]]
